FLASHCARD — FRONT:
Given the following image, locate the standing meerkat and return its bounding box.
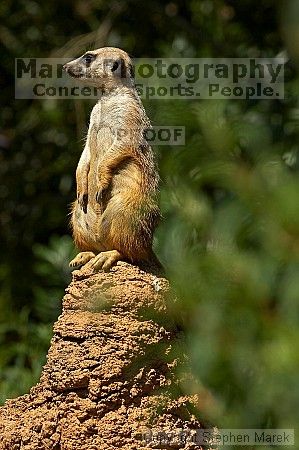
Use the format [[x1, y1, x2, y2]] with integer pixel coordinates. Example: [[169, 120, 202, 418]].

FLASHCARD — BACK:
[[63, 47, 161, 271]]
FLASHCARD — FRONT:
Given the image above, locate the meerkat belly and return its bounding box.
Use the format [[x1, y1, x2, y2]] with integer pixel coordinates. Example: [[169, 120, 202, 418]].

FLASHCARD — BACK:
[[75, 154, 104, 250], [111, 161, 143, 194], [72, 202, 104, 252]]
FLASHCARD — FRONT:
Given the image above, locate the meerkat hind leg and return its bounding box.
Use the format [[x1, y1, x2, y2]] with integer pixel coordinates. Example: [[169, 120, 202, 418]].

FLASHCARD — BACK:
[[69, 251, 96, 268], [88, 250, 123, 272]]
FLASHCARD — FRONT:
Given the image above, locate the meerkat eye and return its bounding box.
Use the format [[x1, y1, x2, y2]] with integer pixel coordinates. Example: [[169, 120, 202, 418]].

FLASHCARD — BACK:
[[83, 53, 95, 65], [111, 60, 119, 72]]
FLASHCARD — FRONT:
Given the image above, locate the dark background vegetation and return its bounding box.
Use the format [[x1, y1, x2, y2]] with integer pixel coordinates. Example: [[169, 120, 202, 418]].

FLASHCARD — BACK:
[[1, 0, 299, 444]]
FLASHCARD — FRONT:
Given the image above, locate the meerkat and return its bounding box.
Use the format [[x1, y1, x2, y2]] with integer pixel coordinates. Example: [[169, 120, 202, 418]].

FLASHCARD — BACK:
[[63, 47, 160, 271]]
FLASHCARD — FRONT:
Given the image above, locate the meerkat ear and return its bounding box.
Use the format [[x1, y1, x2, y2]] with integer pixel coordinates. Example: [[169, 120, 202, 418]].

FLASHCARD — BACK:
[[110, 57, 127, 78]]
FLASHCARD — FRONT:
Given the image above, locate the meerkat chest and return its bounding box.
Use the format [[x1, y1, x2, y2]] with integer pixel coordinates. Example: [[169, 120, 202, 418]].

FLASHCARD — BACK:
[[89, 102, 106, 158], [89, 99, 121, 160], [89, 102, 102, 130]]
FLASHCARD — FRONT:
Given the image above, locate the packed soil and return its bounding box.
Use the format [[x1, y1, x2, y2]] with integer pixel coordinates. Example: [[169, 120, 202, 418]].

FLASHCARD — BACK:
[[0, 262, 204, 449]]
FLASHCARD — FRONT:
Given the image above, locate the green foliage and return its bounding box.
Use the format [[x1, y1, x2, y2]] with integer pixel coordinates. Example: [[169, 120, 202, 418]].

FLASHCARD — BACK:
[[1, 0, 299, 444], [0, 235, 75, 401], [0, 307, 51, 404], [158, 101, 299, 428], [32, 235, 76, 322]]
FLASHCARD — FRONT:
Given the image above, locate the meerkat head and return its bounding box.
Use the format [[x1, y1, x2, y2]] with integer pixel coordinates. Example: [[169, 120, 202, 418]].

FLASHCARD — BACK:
[[63, 47, 135, 92]]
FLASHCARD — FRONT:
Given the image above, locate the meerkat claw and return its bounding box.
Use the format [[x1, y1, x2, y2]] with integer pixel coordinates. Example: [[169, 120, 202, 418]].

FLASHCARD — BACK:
[[95, 189, 104, 204], [69, 251, 96, 269], [78, 193, 88, 213], [82, 193, 88, 213]]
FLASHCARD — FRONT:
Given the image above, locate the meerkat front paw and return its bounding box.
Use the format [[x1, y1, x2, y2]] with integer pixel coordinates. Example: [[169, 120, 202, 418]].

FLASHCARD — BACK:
[[77, 193, 88, 213], [96, 171, 110, 204], [95, 187, 106, 204], [95, 189, 102, 204], [69, 251, 96, 269]]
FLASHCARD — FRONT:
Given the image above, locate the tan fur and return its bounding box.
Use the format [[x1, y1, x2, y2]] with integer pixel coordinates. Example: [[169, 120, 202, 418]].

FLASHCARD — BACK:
[[64, 48, 160, 271]]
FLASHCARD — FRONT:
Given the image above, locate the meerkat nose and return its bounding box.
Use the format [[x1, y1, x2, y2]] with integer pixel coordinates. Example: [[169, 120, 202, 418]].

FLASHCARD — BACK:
[[63, 64, 68, 72]]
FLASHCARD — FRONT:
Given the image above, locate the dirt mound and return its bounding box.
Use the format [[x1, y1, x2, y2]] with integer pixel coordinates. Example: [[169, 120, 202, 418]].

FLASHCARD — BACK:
[[0, 262, 204, 449]]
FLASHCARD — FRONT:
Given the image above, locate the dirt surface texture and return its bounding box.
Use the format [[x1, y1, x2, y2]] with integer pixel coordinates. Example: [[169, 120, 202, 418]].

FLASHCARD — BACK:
[[0, 262, 205, 450]]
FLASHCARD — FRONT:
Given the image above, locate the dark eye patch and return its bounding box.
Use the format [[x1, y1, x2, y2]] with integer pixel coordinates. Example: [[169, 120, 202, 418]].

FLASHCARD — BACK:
[[111, 60, 119, 72], [83, 53, 95, 65]]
